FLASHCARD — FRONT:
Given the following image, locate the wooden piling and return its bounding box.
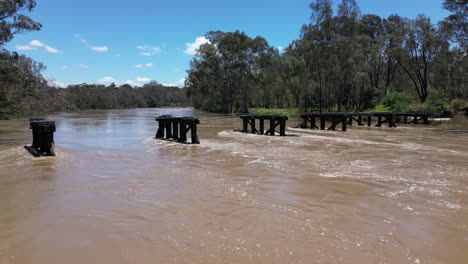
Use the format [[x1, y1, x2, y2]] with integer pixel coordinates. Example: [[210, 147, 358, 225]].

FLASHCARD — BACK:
[[238, 114, 288, 136], [29, 119, 56, 156], [156, 115, 200, 144]]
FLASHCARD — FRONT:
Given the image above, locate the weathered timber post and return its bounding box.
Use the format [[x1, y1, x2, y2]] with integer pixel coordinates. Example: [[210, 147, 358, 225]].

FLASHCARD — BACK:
[[178, 120, 188, 143], [367, 115, 372, 126], [348, 115, 353, 126], [155, 115, 172, 139], [250, 117, 256, 134], [155, 119, 165, 139], [376, 115, 383, 127], [320, 116, 326, 130], [329, 116, 336, 131], [278, 116, 287, 136], [357, 116, 362, 126], [156, 115, 200, 144], [30, 118, 45, 149], [300, 115, 308, 128], [342, 116, 347, 131], [413, 115, 418, 124], [311, 116, 316, 129], [165, 118, 173, 139], [423, 115, 429, 124], [389, 114, 396, 128], [188, 118, 200, 144], [259, 118, 265, 135], [242, 117, 248, 132], [269, 118, 275, 135], [404, 115, 408, 123], [29, 119, 56, 156], [172, 119, 179, 140]]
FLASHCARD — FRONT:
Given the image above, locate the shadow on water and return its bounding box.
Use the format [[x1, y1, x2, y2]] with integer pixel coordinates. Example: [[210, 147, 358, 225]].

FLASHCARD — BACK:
[[23, 145, 41, 157]]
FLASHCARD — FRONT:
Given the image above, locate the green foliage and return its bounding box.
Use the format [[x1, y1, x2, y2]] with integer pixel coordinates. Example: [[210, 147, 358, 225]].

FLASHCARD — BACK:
[[382, 91, 414, 112], [252, 108, 300, 116], [0, 0, 41, 45], [367, 104, 391, 112], [360, 86, 379, 110], [450, 98, 466, 114], [423, 89, 448, 117], [63, 82, 189, 111], [187, 31, 277, 113]]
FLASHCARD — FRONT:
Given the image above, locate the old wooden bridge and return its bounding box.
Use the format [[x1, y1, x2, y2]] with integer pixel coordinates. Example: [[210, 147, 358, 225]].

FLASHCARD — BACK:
[[299, 112, 430, 131], [29, 118, 56, 156], [155, 115, 200, 144], [238, 114, 288, 136]]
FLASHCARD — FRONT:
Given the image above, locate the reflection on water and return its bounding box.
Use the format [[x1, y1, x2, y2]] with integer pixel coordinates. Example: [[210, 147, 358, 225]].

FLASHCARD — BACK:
[[0, 108, 467, 263]]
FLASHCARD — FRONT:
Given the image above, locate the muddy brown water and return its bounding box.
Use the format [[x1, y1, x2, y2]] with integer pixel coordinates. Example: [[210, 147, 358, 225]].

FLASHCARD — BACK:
[[0, 108, 467, 264]]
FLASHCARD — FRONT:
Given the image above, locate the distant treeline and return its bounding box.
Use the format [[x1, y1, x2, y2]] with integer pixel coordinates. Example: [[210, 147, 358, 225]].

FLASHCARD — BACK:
[[0, 1, 189, 119], [0, 48, 188, 119], [187, 0, 467, 115], [1, 0, 467, 119]]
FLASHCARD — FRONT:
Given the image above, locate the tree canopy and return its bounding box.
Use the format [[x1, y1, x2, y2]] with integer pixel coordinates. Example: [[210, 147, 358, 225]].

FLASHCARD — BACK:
[[186, 0, 467, 114]]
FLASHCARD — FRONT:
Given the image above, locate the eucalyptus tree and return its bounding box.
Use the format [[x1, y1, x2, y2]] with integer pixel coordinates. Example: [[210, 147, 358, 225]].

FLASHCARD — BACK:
[[0, 0, 41, 45], [186, 31, 274, 113], [442, 0, 467, 51], [396, 15, 445, 102], [360, 14, 385, 92], [0, 0, 44, 116]]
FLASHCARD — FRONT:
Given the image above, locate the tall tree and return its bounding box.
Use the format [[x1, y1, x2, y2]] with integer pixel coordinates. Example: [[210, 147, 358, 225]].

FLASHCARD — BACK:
[[442, 0, 467, 50], [396, 15, 445, 102], [0, 0, 41, 45]]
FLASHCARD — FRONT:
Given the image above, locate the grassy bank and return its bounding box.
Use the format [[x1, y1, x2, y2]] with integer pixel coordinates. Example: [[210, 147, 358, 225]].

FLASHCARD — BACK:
[[251, 108, 300, 116]]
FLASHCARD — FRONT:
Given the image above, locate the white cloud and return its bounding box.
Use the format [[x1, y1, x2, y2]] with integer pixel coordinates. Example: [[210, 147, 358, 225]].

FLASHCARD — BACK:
[[163, 78, 186, 88], [96, 76, 151, 87], [61, 65, 69, 71], [137, 45, 161, 56], [278, 46, 284, 52], [75, 34, 109, 52], [79, 64, 89, 69], [47, 79, 68, 88], [184, 36, 209, 55], [15, 45, 35, 51], [135, 63, 153, 69], [97, 76, 118, 85], [123, 76, 151, 87], [90, 45, 109, 52], [15, 40, 62, 54]]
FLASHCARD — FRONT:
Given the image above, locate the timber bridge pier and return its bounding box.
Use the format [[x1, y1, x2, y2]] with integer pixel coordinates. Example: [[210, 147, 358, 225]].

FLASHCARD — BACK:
[[23, 111, 432, 156], [299, 112, 431, 131]]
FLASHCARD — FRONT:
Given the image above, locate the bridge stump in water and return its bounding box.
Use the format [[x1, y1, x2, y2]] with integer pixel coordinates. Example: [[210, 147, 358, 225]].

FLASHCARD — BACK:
[[238, 115, 288, 136], [394, 112, 431, 125], [155, 115, 200, 144], [29, 118, 56, 156]]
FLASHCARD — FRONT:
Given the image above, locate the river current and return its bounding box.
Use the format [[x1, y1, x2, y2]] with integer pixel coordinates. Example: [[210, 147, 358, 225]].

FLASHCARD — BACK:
[[0, 108, 467, 263]]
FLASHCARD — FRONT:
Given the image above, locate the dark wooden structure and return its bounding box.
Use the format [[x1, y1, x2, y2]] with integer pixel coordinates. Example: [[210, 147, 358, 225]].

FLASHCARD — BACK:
[[239, 114, 288, 136], [29, 118, 56, 156], [300, 112, 350, 131], [155, 115, 200, 144], [299, 111, 432, 132], [394, 112, 430, 124]]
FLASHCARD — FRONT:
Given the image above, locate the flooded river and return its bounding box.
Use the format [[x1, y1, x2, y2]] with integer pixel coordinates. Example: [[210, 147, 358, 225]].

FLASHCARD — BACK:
[[0, 108, 467, 263]]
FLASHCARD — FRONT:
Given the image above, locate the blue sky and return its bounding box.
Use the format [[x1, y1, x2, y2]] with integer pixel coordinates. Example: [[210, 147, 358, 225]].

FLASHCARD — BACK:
[[5, 0, 450, 88]]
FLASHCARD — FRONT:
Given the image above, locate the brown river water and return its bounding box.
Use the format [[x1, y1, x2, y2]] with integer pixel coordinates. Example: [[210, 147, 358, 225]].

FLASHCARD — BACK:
[[0, 108, 467, 264]]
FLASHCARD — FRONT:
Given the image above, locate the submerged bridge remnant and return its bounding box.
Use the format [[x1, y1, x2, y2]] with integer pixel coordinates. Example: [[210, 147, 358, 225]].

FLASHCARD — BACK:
[[394, 112, 430, 124], [238, 114, 288, 136], [299, 112, 430, 131], [29, 118, 56, 156], [155, 115, 200, 144]]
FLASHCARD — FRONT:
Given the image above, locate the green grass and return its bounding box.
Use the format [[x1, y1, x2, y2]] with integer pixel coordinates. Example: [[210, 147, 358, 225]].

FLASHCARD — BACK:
[[365, 104, 390, 112], [251, 108, 300, 116]]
